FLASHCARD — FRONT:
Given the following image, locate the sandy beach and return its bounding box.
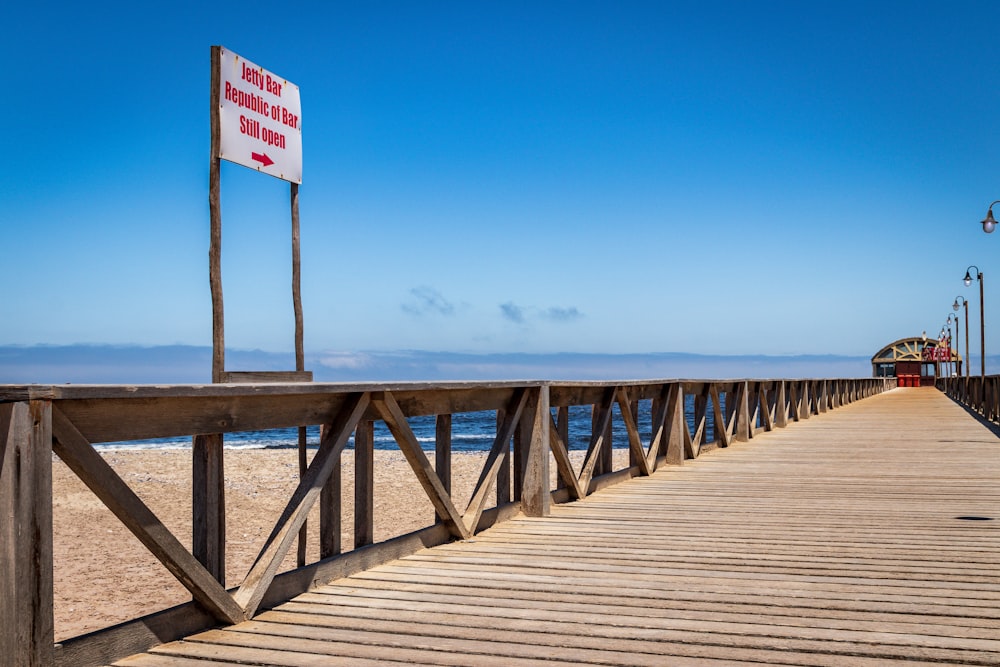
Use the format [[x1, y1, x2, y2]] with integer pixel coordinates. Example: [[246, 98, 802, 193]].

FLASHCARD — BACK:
[[53, 446, 629, 641]]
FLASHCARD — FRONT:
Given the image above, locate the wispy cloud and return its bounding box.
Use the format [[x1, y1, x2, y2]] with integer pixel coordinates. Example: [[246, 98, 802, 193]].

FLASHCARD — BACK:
[[542, 306, 583, 322], [500, 302, 525, 323], [500, 302, 582, 324], [402, 286, 455, 317]]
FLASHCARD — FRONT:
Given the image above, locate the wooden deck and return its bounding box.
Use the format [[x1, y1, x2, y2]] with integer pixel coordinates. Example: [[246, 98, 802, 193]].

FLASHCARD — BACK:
[[112, 387, 1000, 666]]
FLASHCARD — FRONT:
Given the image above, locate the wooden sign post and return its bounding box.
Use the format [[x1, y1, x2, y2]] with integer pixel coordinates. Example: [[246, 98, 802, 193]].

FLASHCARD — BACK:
[[209, 45, 308, 384], [201, 46, 311, 579]]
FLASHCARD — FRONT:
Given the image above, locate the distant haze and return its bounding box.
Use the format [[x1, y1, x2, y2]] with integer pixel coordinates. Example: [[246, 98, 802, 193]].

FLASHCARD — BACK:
[[0, 344, 900, 385]]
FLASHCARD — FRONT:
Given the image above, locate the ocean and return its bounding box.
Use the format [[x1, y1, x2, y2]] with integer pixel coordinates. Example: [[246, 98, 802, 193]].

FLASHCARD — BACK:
[[97, 396, 723, 452]]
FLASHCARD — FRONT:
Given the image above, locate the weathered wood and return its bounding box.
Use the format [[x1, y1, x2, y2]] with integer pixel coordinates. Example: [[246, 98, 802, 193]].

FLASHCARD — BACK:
[[354, 420, 374, 548], [52, 385, 530, 444], [50, 406, 243, 625], [116, 387, 984, 667], [192, 433, 225, 584], [615, 387, 652, 477], [775, 380, 788, 427], [646, 384, 670, 470], [319, 424, 341, 560], [577, 388, 615, 493], [520, 386, 550, 517], [734, 381, 750, 443], [296, 425, 308, 568], [547, 416, 584, 500], [372, 392, 471, 540], [234, 392, 370, 617], [663, 383, 684, 464], [291, 180, 304, 376], [496, 409, 511, 506], [759, 383, 774, 432], [555, 406, 568, 490], [434, 414, 452, 524], [709, 385, 729, 447], [0, 401, 53, 667], [462, 390, 528, 535], [219, 371, 313, 384], [209, 45, 224, 384]]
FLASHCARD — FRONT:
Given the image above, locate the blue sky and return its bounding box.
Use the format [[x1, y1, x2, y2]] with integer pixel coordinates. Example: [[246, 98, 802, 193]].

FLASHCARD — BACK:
[[4, 1, 1000, 369]]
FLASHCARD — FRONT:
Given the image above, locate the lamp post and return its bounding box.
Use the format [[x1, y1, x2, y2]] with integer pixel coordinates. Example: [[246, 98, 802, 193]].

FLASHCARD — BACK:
[[954, 296, 970, 377], [963, 265, 986, 378], [946, 315, 957, 377], [939, 326, 949, 379]]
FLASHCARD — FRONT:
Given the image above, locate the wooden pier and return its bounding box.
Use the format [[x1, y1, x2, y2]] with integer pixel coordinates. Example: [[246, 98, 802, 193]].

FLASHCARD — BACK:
[[4, 378, 999, 665]]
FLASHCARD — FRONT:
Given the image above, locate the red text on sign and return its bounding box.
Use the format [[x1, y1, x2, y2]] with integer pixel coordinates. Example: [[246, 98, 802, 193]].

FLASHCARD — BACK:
[[240, 62, 283, 98], [225, 82, 269, 117]]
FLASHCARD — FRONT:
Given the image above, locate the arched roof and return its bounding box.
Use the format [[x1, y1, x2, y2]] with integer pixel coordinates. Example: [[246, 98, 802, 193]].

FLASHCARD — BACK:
[[871, 337, 961, 363]]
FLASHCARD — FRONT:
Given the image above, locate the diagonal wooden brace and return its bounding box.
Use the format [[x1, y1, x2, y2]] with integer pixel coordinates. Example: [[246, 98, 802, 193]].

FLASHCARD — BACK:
[[51, 406, 245, 626], [234, 392, 370, 617], [373, 391, 472, 540]]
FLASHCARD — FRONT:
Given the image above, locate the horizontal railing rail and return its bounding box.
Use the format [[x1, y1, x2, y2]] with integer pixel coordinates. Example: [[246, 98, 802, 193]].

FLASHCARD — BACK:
[[937, 374, 1000, 422], [0, 376, 893, 666]]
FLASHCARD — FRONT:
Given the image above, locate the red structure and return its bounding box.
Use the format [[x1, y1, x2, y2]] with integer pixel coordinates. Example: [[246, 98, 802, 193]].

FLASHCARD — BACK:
[[871, 337, 961, 387]]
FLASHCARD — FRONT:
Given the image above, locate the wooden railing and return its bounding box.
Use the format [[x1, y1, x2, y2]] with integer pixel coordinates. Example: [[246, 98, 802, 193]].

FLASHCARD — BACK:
[[0, 376, 893, 666], [937, 374, 1000, 422]]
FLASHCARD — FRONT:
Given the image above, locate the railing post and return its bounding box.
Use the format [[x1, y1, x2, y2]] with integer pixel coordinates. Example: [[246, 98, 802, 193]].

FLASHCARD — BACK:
[[319, 422, 342, 559], [192, 433, 225, 584], [665, 383, 685, 463], [1, 400, 54, 667], [521, 385, 550, 517], [355, 419, 374, 548], [735, 381, 750, 442], [775, 381, 788, 428], [435, 414, 452, 523]]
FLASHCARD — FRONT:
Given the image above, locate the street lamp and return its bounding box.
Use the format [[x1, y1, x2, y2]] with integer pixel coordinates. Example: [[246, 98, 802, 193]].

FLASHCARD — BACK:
[[948, 313, 969, 376], [963, 265, 986, 378], [946, 316, 956, 377], [953, 296, 970, 377], [981, 201, 1000, 234]]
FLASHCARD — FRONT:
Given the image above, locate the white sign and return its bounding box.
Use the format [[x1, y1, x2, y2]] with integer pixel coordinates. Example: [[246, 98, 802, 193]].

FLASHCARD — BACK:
[[217, 47, 302, 183]]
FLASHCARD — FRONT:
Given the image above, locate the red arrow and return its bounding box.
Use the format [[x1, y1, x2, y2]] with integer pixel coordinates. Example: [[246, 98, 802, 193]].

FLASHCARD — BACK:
[[251, 152, 274, 167]]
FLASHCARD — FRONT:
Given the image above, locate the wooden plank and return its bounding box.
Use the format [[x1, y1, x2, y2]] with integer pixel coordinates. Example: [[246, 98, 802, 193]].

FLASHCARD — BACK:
[[52, 386, 524, 444], [663, 382, 684, 464], [191, 433, 225, 584], [496, 409, 510, 506], [520, 386, 550, 517], [435, 414, 452, 524], [234, 392, 370, 617], [0, 401, 54, 667], [775, 380, 788, 427], [219, 371, 313, 383], [319, 423, 341, 559], [734, 381, 750, 442], [354, 420, 374, 548], [555, 406, 568, 490], [372, 391, 471, 540], [50, 406, 243, 625]]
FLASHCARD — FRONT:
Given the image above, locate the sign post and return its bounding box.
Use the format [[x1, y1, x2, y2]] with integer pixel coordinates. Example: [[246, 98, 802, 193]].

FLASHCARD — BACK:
[[203, 46, 310, 577], [209, 45, 307, 382]]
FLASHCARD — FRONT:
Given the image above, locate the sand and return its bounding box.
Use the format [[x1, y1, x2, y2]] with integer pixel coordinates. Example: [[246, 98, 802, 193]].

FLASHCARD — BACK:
[[52, 446, 628, 641]]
